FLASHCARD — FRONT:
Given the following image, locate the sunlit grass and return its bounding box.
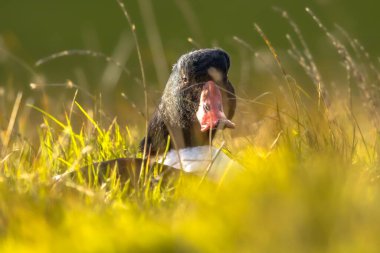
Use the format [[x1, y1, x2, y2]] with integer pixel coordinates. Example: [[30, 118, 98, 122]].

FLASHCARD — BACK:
[[1, 79, 380, 252], [1, 121, 380, 253]]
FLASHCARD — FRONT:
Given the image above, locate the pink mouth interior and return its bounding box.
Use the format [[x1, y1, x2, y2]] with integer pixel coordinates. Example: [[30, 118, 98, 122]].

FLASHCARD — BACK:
[[196, 81, 235, 132]]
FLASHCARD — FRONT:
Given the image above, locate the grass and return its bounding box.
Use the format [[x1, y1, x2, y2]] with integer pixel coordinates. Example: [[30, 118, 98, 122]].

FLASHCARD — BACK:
[[1, 4, 380, 253]]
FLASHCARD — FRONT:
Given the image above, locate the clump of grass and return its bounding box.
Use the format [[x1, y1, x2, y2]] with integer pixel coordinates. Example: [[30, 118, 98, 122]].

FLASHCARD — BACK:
[[1, 5, 380, 253]]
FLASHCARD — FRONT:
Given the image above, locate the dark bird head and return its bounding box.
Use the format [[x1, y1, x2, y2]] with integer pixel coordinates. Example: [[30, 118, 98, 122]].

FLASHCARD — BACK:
[[140, 48, 236, 155]]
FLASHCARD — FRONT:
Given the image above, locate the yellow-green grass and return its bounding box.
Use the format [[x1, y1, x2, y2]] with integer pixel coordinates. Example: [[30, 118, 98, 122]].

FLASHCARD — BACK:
[[1, 77, 380, 252]]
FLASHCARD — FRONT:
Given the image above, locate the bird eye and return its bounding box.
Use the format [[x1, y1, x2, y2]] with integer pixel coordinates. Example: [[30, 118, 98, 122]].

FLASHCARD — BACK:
[[204, 104, 210, 112]]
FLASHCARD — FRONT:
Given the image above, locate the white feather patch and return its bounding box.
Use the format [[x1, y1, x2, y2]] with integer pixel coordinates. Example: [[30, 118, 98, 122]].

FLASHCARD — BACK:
[[157, 146, 243, 180]]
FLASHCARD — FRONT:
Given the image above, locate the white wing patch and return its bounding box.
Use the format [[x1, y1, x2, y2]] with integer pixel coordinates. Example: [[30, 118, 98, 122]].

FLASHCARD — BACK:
[[157, 146, 243, 180]]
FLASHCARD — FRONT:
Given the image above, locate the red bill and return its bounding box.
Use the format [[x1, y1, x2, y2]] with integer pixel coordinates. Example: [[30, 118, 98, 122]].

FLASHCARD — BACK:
[[196, 81, 235, 132]]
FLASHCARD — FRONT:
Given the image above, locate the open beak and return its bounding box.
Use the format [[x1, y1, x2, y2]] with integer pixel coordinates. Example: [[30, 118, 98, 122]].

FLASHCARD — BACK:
[[196, 81, 235, 132]]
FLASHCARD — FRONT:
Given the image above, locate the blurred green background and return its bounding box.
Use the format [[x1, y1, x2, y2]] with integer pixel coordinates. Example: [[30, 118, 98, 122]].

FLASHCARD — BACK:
[[0, 0, 379, 97]]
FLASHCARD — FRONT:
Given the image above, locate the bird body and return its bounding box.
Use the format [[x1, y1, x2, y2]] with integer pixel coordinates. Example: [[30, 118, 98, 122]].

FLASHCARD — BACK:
[[68, 48, 239, 185]]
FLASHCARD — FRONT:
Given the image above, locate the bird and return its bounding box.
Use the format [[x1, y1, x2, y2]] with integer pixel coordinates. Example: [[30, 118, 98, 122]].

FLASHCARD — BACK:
[[64, 48, 239, 187]]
